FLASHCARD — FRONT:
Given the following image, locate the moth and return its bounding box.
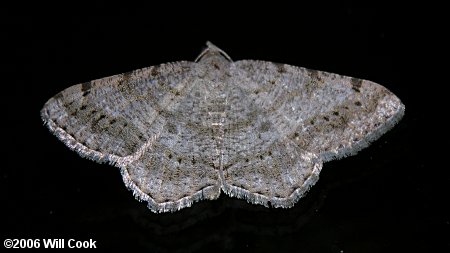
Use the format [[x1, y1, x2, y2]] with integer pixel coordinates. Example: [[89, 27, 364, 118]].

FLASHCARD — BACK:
[[41, 42, 404, 213]]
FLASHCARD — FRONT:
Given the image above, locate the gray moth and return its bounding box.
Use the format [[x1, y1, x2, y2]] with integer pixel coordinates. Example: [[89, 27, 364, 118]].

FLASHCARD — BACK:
[[41, 42, 405, 213]]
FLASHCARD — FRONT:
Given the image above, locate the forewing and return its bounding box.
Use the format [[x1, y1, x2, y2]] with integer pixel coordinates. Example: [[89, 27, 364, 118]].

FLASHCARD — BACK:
[[123, 76, 223, 212], [232, 60, 404, 162], [41, 61, 221, 212], [220, 60, 404, 208], [41, 62, 192, 162]]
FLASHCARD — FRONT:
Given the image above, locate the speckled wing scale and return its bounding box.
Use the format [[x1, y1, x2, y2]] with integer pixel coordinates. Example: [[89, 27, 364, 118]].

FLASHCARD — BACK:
[[41, 42, 405, 213]]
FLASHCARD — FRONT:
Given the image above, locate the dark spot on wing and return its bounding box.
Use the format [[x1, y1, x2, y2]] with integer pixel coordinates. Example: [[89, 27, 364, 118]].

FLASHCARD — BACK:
[[151, 66, 159, 77], [352, 87, 361, 92], [321, 71, 330, 77], [355, 101, 362, 106], [118, 71, 133, 87], [81, 82, 92, 97], [91, 114, 106, 128], [222, 163, 232, 172], [276, 63, 286, 74], [259, 121, 271, 132], [308, 69, 321, 81], [81, 81, 92, 92], [351, 78, 362, 92], [166, 122, 177, 134]]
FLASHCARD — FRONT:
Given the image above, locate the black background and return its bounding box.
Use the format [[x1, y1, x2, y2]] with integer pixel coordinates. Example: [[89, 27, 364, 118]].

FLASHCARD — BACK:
[[2, 4, 448, 252]]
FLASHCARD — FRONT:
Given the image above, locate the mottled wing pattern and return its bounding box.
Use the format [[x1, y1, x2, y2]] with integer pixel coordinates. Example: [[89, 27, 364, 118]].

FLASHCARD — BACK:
[[123, 71, 224, 212], [41, 62, 220, 212], [42, 43, 405, 213], [232, 60, 404, 161], [218, 76, 322, 207], [220, 60, 404, 207]]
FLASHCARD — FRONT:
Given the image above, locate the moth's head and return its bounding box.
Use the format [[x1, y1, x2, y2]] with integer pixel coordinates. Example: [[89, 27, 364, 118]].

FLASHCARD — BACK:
[[195, 41, 232, 68]]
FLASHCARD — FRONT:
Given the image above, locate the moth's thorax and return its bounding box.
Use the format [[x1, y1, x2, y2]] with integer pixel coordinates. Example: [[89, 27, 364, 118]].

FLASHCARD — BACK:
[[198, 53, 231, 71], [196, 42, 232, 82], [197, 54, 232, 88]]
